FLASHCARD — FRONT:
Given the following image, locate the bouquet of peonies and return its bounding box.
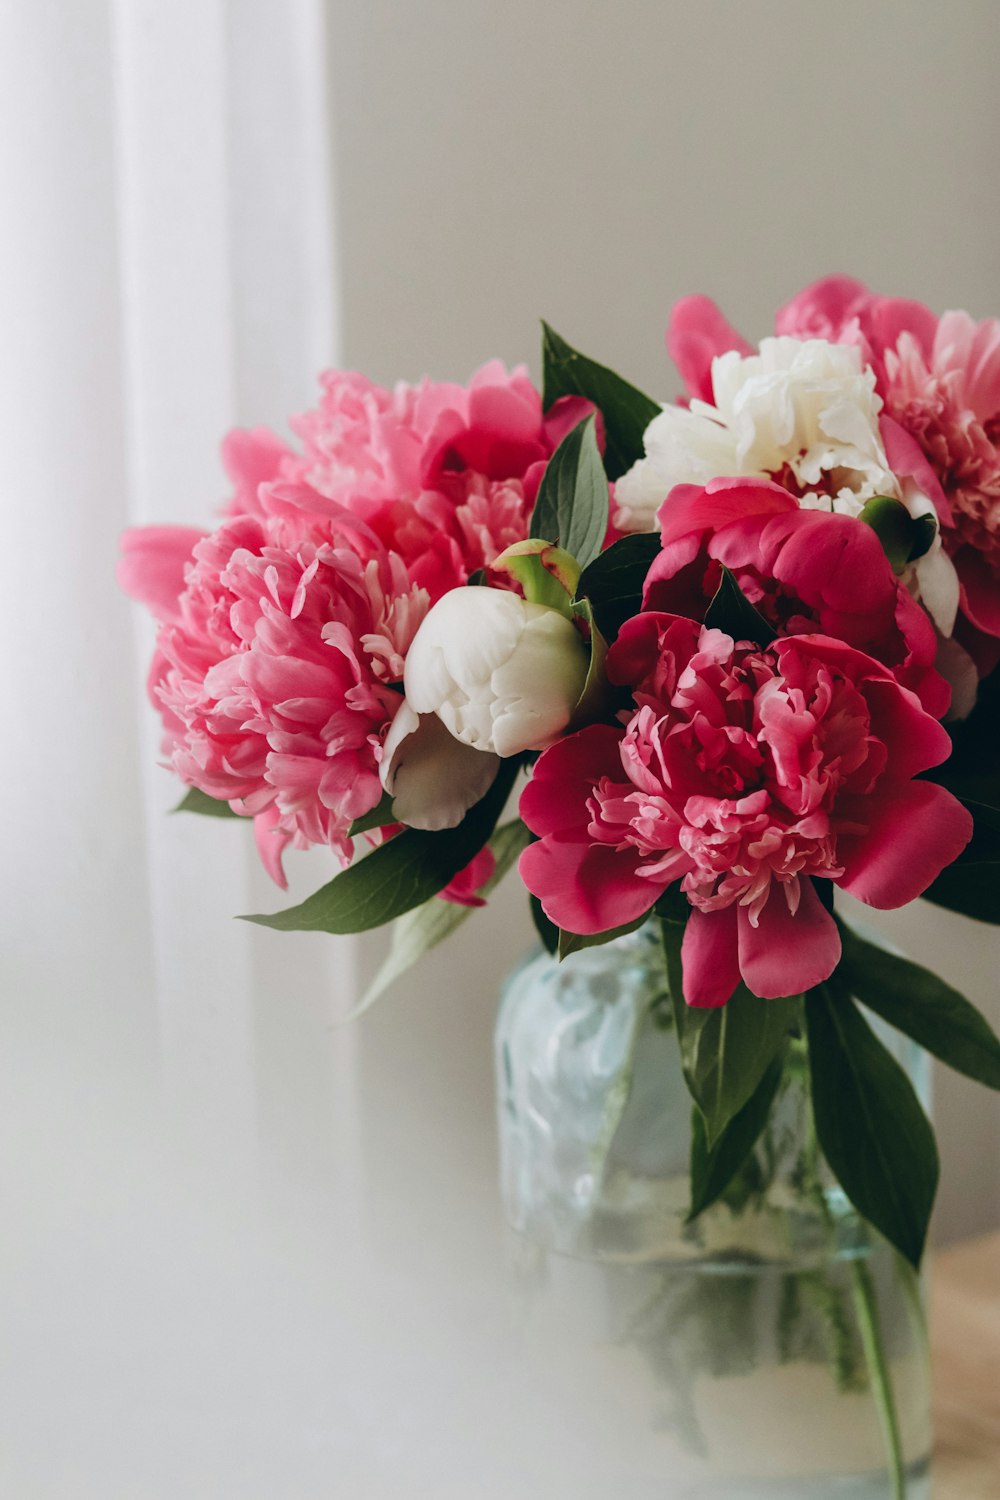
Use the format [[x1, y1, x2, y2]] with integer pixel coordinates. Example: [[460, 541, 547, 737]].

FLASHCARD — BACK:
[[121, 274, 1000, 1275]]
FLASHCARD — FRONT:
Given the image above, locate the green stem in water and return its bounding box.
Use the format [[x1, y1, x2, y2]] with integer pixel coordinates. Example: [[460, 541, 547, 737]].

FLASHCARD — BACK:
[[850, 1255, 906, 1500]]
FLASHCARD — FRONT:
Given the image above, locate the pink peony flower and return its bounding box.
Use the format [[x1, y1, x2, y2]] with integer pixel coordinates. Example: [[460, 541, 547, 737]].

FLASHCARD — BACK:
[[119, 506, 428, 885], [677, 276, 1000, 655], [643, 476, 950, 717], [519, 614, 972, 1007], [219, 362, 594, 602]]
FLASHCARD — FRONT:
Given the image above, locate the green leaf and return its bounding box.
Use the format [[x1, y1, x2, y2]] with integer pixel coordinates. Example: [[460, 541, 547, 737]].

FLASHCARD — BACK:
[[688, 1051, 785, 1221], [541, 322, 661, 481], [920, 768, 1000, 833], [567, 595, 610, 728], [836, 922, 1000, 1089], [530, 894, 559, 955], [577, 532, 662, 642], [704, 566, 777, 648], [858, 495, 937, 574], [921, 823, 1000, 924], [558, 912, 648, 960], [660, 914, 799, 1147], [805, 984, 939, 1270], [348, 820, 531, 1017], [530, 415, 609, 570], [173, 787, 241, 818], [241, 759, 519, 935], [348, 792, 396, 837]]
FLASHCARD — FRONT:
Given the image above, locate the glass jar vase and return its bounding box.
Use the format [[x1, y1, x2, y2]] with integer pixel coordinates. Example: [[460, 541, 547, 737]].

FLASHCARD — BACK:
[[495, 922, 931, 1500]]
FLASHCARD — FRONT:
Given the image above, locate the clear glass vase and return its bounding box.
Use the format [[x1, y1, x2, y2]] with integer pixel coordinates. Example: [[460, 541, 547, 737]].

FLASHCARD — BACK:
[[495, 922, 932, 1500]]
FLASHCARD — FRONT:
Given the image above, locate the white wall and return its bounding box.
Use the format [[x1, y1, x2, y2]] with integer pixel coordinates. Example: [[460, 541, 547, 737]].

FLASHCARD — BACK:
[[326, 0, 1000, 1244]]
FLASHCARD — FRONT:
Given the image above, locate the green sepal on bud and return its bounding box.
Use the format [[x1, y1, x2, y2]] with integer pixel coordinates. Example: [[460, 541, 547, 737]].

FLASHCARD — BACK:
[[858, 495, 937, 575], [490, 538, 582, 617]]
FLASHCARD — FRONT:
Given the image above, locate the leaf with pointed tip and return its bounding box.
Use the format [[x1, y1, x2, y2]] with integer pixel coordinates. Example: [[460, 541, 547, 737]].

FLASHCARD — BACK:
[[530, 415, 609, 570], [348, 792, 396, 837], [558, 913, 649, 961], [348, 820, 531, 1018], [806, 983, 938, 1270], [837, 921, 1000, 1087], [241, 759, 518, 935], [688, 1051, 785, 1221], [673, 984, 799, 1146], [577, 532, 662, 642], [530, 894, 559, 955], [704, 566, 777, 648], [173, 788, 241, 818], [541, 323, 661, 481]]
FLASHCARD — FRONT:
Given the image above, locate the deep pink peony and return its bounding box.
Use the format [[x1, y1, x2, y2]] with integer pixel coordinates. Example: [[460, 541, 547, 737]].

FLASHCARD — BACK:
[[119, 506, 428, 885], [519, 614, 972, 1007], [643, 476, 950, 717], [219, 362, 592, 602]]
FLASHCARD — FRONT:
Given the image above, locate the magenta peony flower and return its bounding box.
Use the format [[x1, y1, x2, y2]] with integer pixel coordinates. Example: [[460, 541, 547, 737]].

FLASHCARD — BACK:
[[120, 506, 428, 886], [643, 476, 950, 717], [519, 614, 972, 1007]]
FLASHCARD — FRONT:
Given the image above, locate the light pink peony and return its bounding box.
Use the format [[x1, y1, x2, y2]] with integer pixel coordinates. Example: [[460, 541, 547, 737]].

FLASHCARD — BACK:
[[219, 362, 592, 602], [120, 507, 428, 885], [519, 613, 971, 1007], [643, 476, 950, 717]]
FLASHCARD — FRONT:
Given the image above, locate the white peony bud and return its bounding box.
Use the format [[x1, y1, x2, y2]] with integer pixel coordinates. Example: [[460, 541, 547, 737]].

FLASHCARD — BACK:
[[402, 586, 590, 758]]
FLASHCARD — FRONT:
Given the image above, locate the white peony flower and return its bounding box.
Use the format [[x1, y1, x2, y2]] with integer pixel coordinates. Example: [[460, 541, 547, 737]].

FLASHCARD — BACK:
[[615, 337, 898, 531], [614, 334, 962, 635], [403, 586, 589, 758]]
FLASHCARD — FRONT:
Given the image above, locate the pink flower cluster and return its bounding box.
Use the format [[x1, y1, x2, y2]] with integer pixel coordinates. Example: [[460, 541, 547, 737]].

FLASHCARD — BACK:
[[520, 614, 972, 1005], [671, 276, 1000, 667], [120, 361, 573, 889]]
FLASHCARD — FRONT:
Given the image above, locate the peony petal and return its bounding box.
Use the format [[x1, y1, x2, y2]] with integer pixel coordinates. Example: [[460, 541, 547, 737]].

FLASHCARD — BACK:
[[380, 705, 500, 832], [681, 905, 741, 1008], [737, 880, 841, 999], [253, 804, 293, 889], [667, 295, 753, 403], [658, 477, 796, 548], [519, 725, 624, 837], [518, 834, 658, 935], [837, 781, 974, 909], [118, 525, 205, 622]]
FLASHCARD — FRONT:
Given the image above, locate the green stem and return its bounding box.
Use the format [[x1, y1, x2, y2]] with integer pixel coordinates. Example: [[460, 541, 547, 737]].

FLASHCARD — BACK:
[[850, 1255, 906, 1500]]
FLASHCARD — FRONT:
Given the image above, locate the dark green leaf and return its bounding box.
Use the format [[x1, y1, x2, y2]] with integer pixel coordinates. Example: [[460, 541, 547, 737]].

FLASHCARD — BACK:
[[241, 759, 518, 935], [558, 913, 649, 960], [688, 1052, 785, 1220], [858, 495, 937, 573], [530, 894, 559, 955], [921, 771, 1000, 832], [348, 792, 396, 837], [530, 415, 609, 570], [173, 788, 241, 819], [921, 864, 1000, 923], [836, 921, 1000, 1089], [349, 820, 531, 1016], [567, 594, 610, 728], [577, 532, 662, 642], [704, 566, 777, 648], [662, 914, 799, 1146], [805, 984, 938, 1269], [541, 322, 661, 481]]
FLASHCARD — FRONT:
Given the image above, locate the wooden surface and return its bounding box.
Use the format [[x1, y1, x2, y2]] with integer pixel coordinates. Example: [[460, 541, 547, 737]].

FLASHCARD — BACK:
[[932, 1231, 1000, 1498]]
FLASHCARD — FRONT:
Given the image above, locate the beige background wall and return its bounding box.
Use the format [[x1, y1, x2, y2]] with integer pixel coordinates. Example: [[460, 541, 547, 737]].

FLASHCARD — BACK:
[[326, 0, 1000, 1246]]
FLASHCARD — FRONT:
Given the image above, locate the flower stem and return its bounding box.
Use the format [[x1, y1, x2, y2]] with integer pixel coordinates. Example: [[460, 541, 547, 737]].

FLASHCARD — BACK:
[[850, 1254, 906, 1500]]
